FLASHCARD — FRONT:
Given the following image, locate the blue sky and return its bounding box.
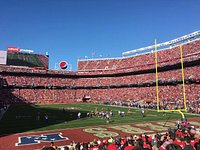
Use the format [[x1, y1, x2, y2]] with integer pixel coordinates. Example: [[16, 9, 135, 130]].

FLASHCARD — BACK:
[[0, 0, 200, 70]]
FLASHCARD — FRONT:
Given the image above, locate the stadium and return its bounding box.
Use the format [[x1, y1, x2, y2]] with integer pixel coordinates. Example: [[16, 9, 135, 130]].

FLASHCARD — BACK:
[[0, 31, 200, 150]]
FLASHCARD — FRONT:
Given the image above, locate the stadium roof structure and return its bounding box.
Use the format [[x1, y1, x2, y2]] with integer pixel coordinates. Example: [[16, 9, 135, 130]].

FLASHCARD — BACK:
[[122, 30, 200, 57]]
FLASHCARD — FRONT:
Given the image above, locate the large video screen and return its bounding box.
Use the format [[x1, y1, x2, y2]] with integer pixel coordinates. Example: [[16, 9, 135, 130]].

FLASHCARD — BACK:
[[7, 52, 49, 69]]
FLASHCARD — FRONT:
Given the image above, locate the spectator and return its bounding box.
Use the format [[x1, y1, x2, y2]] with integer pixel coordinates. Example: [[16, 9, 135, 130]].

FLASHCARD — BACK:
[[194, 140, 200, 150], [165, 144, 182, 150]]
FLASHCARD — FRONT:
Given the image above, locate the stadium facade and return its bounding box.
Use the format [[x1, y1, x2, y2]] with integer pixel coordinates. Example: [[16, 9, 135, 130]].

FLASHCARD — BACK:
[[0, 31, 199, 112]]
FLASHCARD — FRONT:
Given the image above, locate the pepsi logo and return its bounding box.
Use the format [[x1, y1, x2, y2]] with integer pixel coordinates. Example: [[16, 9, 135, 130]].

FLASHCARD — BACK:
[[59, 61, 68, 69]]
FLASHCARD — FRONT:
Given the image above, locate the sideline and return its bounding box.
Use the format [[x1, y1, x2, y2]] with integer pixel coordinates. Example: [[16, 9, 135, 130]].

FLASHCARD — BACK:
[[91, 103, 200, 116]]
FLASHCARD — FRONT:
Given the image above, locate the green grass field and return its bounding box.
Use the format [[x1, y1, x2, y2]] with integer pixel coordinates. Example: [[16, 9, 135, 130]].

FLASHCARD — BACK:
[[0, 103, 199, 135]]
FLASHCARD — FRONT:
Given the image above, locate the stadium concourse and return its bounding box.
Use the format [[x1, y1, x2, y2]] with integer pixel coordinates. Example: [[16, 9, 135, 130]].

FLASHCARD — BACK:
[[0, 31, 200, 150]]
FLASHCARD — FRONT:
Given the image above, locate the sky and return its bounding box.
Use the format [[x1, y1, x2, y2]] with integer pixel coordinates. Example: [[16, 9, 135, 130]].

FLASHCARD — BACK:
[[0, 0, 200, 70]]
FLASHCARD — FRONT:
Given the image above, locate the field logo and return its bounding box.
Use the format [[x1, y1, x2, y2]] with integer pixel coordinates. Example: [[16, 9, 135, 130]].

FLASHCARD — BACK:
[[16, 133, 68, 146], [84, 127, 119, 138]]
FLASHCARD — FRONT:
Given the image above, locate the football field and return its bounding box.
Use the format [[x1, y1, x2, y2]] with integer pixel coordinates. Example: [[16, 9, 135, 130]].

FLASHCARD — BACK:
[[0, 103, 199, 150], [1, 103, 199, 135]]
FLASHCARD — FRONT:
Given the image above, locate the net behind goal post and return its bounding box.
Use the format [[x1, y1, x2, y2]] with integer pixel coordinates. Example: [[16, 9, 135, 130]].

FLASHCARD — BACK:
[[154, 40, 187, 119]]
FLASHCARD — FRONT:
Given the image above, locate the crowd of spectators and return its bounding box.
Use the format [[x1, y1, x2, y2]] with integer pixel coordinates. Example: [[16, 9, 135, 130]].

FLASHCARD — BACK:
[[4, 75, 75, 87], [0, 37, 200, 150], [0, 65, 76, 75], [77, 39, 200, 73], [75, 66, 200, 87], [75, 84, 200, 114], [0, 88, 77, 104], [0, 38, 199, 114], [78, 40, 200, 73]]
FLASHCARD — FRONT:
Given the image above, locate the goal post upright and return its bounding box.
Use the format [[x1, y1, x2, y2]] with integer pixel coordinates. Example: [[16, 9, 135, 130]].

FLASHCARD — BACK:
[[154, 39, 160, 112], [154, 40, 186, 119], [180, 44, 187, 112]]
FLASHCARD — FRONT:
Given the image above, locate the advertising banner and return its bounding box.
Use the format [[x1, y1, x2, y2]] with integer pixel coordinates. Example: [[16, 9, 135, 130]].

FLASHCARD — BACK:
[[7, 46, 20, 52], [59, 61, 68, 69]]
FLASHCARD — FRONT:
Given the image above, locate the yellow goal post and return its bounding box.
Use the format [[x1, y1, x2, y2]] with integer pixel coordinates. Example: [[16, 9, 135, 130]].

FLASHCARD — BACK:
[[154, 39, 187, 119]]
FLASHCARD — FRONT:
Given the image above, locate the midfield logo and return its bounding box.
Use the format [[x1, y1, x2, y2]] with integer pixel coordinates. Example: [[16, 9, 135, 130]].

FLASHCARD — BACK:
[[16, 133, 68, 146]]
